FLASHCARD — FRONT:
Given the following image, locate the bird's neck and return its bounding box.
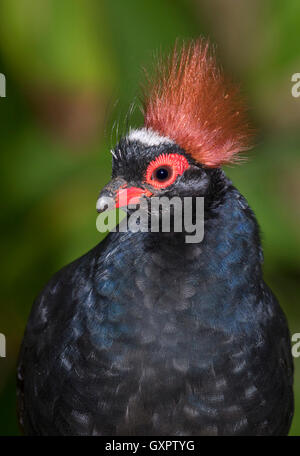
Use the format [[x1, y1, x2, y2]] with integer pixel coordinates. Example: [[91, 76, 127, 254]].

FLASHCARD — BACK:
[[96, 184, 263, 331], [104, 183, 262, 282]]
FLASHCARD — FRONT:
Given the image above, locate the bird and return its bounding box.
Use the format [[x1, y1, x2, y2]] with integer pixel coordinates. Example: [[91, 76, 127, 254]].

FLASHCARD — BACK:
[[17, 38, 294, 436]]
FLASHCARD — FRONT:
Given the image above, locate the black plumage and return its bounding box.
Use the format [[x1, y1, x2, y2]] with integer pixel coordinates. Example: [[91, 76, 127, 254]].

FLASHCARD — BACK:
[[17, 140, 293, 435], [17, 40, 294, 435]]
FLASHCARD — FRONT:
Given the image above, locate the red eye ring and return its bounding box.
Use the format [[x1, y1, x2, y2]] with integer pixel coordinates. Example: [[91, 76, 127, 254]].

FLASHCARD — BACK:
[[145, 153, 189, 189], [145, 153, 189, 188]]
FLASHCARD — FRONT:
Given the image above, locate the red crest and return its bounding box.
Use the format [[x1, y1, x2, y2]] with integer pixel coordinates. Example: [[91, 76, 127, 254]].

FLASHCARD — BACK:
[[143, 39, 254, 167]]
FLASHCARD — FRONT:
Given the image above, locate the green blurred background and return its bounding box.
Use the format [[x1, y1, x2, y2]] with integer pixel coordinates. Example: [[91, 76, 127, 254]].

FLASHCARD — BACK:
[[0, 0, 299, 435]]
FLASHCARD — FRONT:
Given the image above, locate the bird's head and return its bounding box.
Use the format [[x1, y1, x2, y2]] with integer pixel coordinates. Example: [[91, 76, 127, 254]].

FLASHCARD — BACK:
[[97, 39, 253, 225]]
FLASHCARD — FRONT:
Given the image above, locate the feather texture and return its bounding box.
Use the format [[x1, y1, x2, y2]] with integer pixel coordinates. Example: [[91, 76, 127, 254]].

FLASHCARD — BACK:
[[143, 39, 254, 167]]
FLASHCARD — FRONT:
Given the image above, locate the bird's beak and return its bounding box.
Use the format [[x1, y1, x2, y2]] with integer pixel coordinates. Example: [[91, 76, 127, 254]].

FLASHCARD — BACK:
[[96, 178, 152, 213]]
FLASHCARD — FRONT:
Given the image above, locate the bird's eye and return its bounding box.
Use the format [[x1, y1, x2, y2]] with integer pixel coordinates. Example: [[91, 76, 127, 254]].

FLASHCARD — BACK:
[[145, 153, 189, 189], [153, 166, 171, 182]]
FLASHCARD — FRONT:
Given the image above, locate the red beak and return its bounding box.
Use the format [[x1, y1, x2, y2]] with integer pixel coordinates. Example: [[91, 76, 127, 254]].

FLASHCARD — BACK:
[[97, 178, 153, 214], [115, 187, 152, 208]]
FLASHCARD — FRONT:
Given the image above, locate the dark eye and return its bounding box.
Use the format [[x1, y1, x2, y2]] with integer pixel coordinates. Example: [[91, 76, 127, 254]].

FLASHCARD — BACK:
[[145, 153, 189, 189], [154, 166, 172, 182]]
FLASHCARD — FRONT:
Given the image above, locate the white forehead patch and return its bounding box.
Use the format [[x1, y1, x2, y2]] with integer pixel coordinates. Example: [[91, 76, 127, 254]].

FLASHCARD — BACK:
[[127, 127, 174, 147]]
